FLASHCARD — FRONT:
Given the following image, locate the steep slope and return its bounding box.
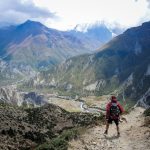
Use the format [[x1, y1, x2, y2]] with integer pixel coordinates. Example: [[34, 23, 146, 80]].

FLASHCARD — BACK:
[[32, 21, 150, 104]]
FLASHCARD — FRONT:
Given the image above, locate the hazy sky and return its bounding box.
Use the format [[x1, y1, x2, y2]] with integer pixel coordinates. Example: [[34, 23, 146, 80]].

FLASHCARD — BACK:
[[0, 0, 150, 30]]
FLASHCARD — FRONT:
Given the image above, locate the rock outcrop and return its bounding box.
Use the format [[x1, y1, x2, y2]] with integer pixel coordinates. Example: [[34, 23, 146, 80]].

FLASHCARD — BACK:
[[0, 87, 47, 107]]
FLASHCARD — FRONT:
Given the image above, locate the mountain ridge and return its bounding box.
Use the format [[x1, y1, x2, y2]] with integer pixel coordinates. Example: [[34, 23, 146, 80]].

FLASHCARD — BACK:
[[0, 20, 117, 74], [0, 20, 118, 85]]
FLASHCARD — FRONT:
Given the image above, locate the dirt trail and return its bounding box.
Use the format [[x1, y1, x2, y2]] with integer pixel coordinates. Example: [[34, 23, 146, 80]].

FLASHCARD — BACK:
[[69, 107, 150, 150]]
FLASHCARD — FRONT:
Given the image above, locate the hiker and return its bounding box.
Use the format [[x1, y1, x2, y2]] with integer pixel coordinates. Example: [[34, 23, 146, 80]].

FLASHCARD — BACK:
[[104, 96, 124, 136]]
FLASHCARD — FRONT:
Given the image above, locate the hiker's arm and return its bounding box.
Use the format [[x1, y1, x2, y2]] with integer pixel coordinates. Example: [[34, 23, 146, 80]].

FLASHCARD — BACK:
[[118, 103, 124, 114], [106, 103, 110, 119]]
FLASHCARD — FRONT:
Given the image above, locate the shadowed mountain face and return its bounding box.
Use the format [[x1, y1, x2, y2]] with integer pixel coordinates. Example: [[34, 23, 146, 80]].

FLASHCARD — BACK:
[[35, 21, 150, 104]]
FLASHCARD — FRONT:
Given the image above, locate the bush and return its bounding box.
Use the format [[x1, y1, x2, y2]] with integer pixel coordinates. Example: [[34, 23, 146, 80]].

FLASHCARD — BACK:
[[36, 128, 79, 150]]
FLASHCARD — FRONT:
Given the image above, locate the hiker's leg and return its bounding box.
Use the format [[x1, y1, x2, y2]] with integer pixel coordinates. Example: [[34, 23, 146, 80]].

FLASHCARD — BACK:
[[115, 119, 120, 136], [106, 122, 109, 131], [116, 125, 119, 133], [104, 119, 111, 134], [116, 125, 120, 136]]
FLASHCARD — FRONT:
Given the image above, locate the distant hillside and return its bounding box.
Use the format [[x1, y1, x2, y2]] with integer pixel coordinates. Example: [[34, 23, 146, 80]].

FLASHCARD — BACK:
[[31, 21, 150, 105]]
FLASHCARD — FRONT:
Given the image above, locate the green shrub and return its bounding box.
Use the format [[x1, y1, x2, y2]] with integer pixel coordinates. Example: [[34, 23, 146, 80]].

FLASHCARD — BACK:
[[36, 128, 79, 150]]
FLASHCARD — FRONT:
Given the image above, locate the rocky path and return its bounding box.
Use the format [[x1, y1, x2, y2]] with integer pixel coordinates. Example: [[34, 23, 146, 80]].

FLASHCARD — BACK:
[[69, 107, 150, 150]]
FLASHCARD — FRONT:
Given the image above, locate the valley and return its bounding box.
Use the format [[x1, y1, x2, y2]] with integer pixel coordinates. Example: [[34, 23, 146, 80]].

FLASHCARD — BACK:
[[0, 19, 149, 150], [0, 83, 108, 113], [1, 20, 149, 115]]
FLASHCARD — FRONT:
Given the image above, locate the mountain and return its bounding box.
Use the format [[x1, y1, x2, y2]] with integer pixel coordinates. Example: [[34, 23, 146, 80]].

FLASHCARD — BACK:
[[0, 20, 89, 68], [31, 21, 150, 105], [0, 20, 116, 69], [74, 21, 125, 39], [0, 20, 118, 85], [74, 22, 112, 43]]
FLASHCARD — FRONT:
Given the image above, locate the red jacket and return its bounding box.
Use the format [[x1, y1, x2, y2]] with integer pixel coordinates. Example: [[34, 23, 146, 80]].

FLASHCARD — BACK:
[[106, 99, 124, 119]]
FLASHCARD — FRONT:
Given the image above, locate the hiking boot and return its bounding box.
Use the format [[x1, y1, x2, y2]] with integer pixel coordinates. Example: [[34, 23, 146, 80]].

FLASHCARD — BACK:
[[104, 130, 108, 135]]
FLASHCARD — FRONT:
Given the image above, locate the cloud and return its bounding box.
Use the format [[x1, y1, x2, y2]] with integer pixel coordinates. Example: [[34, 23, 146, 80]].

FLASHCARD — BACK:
[[135, 0, 150, 25], [0, 0, 57, 26], [147, 0, 150, 8]]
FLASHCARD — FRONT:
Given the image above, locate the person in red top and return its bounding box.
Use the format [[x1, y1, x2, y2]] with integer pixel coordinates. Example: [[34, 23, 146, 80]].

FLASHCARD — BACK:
[[104, 96, 124, 136]]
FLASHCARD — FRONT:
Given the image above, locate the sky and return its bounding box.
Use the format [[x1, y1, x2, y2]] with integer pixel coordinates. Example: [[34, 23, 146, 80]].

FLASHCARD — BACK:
[[0, 0, 150, 30]]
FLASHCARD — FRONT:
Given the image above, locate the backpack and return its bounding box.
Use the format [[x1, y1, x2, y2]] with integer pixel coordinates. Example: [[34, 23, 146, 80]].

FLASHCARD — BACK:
[[110, 102, 120, 117]]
